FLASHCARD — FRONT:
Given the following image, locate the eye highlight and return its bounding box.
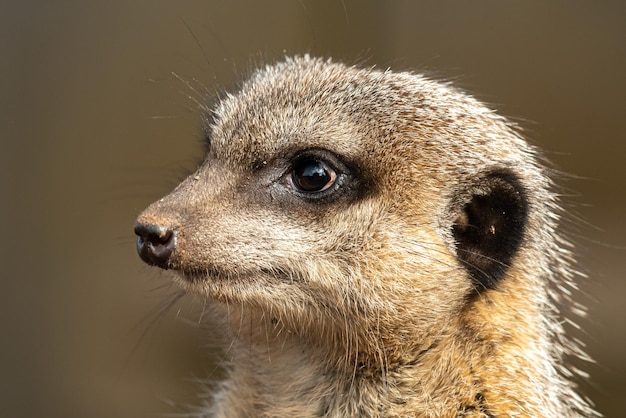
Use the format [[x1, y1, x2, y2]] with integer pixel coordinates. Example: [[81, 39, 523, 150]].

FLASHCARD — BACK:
[[289, 158, 338, 193]]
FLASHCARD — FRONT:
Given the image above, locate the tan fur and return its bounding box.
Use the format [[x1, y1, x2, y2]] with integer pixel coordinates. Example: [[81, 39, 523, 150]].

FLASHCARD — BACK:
[[136, 56, 597, 417]]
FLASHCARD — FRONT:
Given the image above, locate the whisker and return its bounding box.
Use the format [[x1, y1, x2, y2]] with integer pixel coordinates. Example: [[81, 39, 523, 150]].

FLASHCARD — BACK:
[[121, 289, 187, 375]]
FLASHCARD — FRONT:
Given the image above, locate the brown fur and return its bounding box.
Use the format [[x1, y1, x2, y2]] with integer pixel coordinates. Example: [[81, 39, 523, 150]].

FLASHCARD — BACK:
[[136, 56, 597, 417]]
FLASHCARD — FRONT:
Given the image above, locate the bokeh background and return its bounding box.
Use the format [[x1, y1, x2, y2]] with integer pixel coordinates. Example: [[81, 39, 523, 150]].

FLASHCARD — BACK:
[[2, 1, 624, 417]]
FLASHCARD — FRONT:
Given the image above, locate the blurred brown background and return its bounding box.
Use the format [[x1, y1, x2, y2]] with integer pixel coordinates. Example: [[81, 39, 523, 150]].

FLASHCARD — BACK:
[[1, 1, 624, 417]]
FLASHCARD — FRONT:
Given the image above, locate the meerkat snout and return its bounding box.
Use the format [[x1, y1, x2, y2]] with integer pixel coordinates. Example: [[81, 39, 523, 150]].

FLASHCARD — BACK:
[[134, 55, 596, 417]]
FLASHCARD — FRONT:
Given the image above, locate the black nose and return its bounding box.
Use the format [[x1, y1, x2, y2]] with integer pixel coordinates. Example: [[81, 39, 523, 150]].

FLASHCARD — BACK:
[[134, 222, 177, 269]]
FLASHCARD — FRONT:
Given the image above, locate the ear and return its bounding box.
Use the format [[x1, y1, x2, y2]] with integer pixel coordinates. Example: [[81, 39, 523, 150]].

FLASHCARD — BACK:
[[451, 170, 529, 290]]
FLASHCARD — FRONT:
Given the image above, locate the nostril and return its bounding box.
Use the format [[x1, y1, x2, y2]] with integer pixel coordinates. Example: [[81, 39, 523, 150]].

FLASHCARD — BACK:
[[134, 223, 172, 245], [134, 222, 177, 269]]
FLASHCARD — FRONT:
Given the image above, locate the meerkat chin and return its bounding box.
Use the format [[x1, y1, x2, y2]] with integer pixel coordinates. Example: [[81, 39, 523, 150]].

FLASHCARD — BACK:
[[135, 55, 597, 417]]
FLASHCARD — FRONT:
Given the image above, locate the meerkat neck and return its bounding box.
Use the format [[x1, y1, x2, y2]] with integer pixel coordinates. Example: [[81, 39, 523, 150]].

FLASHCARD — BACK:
[[208, 289, 573, 417], [208, 310, 338, 417]]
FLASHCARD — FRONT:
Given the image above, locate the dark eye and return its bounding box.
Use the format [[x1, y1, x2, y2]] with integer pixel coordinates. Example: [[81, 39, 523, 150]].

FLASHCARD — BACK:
[[290, 158, 337, 193]]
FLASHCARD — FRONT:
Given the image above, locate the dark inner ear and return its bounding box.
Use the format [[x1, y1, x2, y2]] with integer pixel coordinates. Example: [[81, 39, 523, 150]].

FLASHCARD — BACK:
[[452, 170, 529, 291]]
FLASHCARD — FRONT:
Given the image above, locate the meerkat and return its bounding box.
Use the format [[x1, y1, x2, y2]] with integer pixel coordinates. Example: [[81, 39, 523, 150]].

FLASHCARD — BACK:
[[134, 55, 597, 417]]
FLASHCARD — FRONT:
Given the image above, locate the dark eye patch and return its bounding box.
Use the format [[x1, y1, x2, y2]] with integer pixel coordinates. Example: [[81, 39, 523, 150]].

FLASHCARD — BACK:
[[265, 148, 374, 208]]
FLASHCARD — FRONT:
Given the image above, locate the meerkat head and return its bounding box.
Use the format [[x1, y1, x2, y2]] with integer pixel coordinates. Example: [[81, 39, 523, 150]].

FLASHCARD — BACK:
[[135, 55, 550, 350]]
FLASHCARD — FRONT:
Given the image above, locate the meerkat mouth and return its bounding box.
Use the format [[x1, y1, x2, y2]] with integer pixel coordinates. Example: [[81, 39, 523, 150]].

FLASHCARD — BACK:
[[177, 266, 295, 286]]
